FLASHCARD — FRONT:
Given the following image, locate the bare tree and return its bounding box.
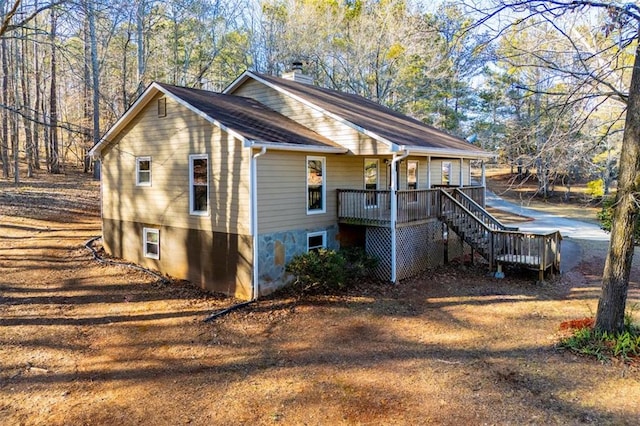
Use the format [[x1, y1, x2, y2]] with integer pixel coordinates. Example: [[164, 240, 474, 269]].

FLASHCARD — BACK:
[[466, 0, 640, 334]]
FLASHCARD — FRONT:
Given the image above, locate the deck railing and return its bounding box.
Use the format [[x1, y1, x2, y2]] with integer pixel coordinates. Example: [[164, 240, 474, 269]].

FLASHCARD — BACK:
[[452, 189, 517, 232], [439, 189, 561, 278], [491, 230, 562, 280], [337, 186, 484, 226], [337, 189, 393, 226]]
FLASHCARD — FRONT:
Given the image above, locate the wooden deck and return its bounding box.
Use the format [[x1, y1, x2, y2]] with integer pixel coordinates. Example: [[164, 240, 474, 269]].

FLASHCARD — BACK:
[[337, 186, 484, 227], [337, 187, 562, 280]]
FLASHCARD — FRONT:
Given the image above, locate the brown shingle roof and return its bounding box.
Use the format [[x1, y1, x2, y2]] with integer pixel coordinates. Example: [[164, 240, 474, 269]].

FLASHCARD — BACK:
[[252, 73, 485, 154], [157, 83, 342, 149]]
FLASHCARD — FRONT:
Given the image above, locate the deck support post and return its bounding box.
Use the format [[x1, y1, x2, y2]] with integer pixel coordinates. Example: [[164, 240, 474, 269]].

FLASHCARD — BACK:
[[390, 150, 410, 283], [481, 161, 486, 208]]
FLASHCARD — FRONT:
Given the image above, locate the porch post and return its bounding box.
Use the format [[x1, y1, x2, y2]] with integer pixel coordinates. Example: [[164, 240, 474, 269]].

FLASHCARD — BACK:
[[426, 156, 431, 188], [390, 150, 409, 283], [459, 157, 464, 187], [481, 160, 486, 208]]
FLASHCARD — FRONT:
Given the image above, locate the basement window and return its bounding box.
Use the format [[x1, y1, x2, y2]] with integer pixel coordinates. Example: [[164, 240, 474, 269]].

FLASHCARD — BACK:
[[307, 231, 327, 252], [143, 228, 160, 259]]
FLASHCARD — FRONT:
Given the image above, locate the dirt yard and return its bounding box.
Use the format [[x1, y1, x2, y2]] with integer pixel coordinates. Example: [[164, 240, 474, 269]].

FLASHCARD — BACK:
[[1, 169, 640, 425]]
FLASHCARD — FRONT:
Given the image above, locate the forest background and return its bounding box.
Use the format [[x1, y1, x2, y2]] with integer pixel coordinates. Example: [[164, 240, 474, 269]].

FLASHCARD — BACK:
[[0, 0, 633, 199]]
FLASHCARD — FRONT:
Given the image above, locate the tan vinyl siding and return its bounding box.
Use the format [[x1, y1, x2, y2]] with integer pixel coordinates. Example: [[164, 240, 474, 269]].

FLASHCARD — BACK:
[[418, 159, 429, 189], [463, 159, 471, 185], [427, 158, 472, 186], [234, 79, 390, 155], [256, 151, 364, 233], [101, 93, 251, 235]]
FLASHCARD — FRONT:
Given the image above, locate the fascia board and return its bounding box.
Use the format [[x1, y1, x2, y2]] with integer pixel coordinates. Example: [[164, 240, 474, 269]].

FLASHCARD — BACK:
[[245, 141, 349, 154]]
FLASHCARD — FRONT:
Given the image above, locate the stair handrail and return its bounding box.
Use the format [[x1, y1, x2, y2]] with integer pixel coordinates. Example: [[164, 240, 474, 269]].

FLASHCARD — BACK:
[[439, 189, 496, 266], [439, 189, 492, 233], [452, 188, 519, 232]]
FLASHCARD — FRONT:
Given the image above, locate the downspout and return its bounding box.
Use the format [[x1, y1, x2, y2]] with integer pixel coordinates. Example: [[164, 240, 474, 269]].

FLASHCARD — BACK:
[[390, 150, 410, 283], [251, 146, 267, 300]]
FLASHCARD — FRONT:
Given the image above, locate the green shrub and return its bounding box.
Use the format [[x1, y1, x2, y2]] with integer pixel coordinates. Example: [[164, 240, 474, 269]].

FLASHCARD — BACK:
[[285, 247, 378, 294], [597, 196, 640, 243]]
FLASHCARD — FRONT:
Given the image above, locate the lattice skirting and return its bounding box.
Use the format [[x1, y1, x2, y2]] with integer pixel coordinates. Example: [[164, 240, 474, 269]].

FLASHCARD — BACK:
[[395, 221, 445, 280], [366, 227, 392, 280], [365, 220, 447, 281]]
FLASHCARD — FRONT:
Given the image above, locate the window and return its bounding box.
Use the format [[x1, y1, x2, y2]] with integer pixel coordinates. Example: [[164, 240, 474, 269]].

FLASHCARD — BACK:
[[407, 160, 418, 202], [143, 228, 160, 259], [407, 160, 418, 190], [157, 97, 167, 117], [307, 156, 325, 214], [364, 158, 379, 207], [307, 231, 327, 252], [442, 161, 451, 185], [136, 157, 151, 186], [189, 154, 209, 215]]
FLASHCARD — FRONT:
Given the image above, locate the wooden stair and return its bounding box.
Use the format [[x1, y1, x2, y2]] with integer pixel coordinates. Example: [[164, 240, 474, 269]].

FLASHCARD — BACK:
[[438, 189, 562, 281]]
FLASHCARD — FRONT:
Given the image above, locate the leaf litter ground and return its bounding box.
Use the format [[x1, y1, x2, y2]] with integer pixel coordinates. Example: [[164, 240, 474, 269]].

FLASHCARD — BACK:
[[1, 169, 639, 425]]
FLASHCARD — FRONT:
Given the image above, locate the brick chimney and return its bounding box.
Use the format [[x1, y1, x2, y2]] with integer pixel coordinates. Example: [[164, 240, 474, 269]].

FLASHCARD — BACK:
[[281, 61, 313, 84]]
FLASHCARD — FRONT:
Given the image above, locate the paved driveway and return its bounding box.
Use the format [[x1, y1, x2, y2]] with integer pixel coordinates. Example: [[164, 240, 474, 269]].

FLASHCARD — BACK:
[[485, 191, 610, 272]]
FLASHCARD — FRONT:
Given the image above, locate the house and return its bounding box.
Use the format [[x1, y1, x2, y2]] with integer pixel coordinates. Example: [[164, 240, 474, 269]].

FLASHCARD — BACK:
[[88, 69, 560, 300]]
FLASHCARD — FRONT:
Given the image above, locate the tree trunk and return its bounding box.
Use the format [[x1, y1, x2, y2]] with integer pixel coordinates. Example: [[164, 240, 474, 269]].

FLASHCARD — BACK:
[[0, 38, 9, 178], [136, 0, 145, 96], [33, 11, 41, 170], [49, 9, 60, 174], [88, 0, 100, 179], [595, 36, 640, 334], [83, 1, 91, 173], [21, 24, 34, 178], [11, 35, 19, 184]]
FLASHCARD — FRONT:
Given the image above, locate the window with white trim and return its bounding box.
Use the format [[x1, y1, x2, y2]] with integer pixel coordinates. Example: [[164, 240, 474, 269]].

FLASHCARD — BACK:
[[442, 161, 451, 185], [143, 227, 160, 259], [307, 156, 325, 214], [189, 154, 209, 215], [136, 156, 151, 186], [407, 160, 418, 190], [407, 160, 418, 202], [364, 158, 379, 207], [307, 231, 327, 252]]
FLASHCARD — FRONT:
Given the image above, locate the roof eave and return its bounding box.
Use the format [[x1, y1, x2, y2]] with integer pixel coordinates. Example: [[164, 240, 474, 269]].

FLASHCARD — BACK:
[[245, 140, 349, 154], [88, 82, 163, 158], [223, 70, 252, 95], [88, 82, 249, 159], [399, 145, 495, 159]]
